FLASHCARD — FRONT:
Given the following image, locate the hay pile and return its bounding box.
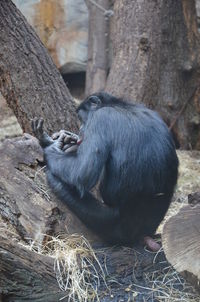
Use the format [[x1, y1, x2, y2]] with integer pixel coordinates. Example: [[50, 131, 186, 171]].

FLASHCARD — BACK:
[[24, 234, 106, 302]]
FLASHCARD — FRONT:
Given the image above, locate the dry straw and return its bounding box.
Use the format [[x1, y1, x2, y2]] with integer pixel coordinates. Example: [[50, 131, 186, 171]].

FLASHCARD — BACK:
[[25, 234, 107, 302]]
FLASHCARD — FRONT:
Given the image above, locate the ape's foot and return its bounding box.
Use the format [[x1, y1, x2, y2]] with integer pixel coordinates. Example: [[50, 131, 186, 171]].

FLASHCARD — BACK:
[[143, 236, 161, 252]]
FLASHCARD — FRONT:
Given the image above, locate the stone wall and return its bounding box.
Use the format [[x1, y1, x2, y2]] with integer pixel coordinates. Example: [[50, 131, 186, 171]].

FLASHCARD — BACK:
[[13, 0, 88, 74]]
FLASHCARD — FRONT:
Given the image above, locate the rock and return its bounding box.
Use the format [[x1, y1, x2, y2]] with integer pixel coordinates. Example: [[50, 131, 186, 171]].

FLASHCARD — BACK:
[[13, 0, 88, 74]]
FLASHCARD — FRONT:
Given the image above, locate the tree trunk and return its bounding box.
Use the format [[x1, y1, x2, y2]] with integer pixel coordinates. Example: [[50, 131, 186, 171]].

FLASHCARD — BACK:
[[85, 0, 110, 95], [162, 197, 200, 293], [0, 0, 78, 134], [106, 0, 200, 149]]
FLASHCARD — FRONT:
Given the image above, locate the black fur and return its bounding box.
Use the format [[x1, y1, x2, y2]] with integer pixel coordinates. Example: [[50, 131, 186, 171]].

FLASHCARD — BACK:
[[43, 92, 179, 245]]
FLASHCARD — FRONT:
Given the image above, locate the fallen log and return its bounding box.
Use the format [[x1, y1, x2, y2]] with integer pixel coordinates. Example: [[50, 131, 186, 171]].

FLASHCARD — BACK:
[[162, 195, 200, 293], [0, 234, 64, 301]]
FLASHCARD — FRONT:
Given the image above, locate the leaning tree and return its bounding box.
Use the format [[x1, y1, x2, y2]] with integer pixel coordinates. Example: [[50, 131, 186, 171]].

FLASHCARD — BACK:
[[0, 0, 78, 134]]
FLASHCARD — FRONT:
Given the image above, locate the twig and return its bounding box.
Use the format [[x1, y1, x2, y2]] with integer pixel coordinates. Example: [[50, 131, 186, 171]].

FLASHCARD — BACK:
[[169, 87, 197, 130], [87, 0, 114, 17]]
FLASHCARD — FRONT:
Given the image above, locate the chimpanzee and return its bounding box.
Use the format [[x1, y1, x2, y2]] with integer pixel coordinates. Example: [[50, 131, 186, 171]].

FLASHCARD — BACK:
[[32, 92, 178, 250]]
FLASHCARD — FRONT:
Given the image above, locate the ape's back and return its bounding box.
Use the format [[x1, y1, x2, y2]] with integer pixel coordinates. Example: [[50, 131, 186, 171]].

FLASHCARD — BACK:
[[98, 105, 178, 206]]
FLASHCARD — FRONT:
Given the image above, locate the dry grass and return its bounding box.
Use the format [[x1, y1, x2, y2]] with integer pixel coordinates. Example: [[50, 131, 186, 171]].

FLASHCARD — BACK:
[[24, 234, 106, 302], [120, 246, 199, 302], [143, 250, 199, 302]]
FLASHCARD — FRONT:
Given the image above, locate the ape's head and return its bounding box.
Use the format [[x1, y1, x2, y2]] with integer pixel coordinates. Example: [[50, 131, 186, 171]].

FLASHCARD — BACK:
[[76, 92, 119, 124]]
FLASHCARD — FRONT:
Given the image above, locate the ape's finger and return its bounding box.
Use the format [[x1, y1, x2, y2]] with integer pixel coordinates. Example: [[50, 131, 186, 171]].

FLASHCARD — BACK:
[[52, 132, 60, 140], [63, 135, 71, 144], [31, 119, 35, 132], [36, 118, 41, 132], [57, 134, 66, 149], [38, 118, 44, 133], [64, 145, 78, 154], [58, 133, 65, 142], [63, 131, 79, 141], [31, 118, 39, 133], [69, 140, 76, 144], [62, 144, 71, 151]]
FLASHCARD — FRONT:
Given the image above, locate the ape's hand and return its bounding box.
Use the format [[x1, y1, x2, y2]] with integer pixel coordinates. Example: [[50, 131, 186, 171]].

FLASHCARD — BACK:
[[52, 130, 79, 142], [31, 118, 53, 148], [52, 130, 79, 154]]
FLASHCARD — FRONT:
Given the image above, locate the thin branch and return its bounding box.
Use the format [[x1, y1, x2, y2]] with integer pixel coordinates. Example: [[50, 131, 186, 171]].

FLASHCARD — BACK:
[[169, 87, 198, 130], [86, 0, 114, 17]]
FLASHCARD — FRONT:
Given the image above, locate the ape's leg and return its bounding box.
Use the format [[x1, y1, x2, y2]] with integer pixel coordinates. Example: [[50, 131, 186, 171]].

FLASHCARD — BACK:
[[142, 194, 172, 236], [47, 171, 126, 244], [141, 194, 172, 251]]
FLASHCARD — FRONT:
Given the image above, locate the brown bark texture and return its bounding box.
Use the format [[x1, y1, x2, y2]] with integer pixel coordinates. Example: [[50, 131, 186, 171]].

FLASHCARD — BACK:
[[106, 0, 200, 149], [85, 0, 110, 95], [0, 234, 65, 302], [162, 198, 200, 293], [0, 0, 78, 134]]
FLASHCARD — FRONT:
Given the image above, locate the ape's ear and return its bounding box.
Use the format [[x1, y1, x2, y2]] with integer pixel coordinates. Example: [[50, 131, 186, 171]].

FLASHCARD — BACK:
[[89, 95, 101, 108]]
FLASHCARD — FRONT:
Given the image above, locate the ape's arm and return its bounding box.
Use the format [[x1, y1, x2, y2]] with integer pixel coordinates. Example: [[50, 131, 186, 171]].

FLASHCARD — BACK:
[[32, 117, 108, 195], [44, 126, 109, 196], [31, 112, 108, 196]]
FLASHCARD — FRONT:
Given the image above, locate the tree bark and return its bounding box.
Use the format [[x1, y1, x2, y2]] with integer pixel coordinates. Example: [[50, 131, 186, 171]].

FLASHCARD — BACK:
[[106, 0, 200, 149], [162, 199, 200, 293], [85, 0, 110, 95], [0, 234, 65, 302], [0, 0, 78, 134]]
